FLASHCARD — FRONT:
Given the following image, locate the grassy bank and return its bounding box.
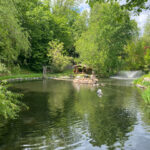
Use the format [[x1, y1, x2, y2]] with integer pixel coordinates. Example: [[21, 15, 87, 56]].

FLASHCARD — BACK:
[[134, 73, 150, 104], [0, 73, 42, 81], [0, 69, 74, 81], [134, 74, 150, 88]]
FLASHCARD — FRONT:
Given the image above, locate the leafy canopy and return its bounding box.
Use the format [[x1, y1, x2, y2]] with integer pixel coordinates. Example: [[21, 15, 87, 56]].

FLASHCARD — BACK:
[[87, 0, 149, 13], [47, 40, 72, 72], [0, 0, 30, 65], [0, 82, 28, 120], [76, 2, 137, 76]]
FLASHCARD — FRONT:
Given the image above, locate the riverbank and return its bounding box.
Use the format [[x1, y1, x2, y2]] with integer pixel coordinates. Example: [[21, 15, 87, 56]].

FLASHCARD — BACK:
[[134, 73, 150, 104], [134, 74, 150, 88], [0, 70, 74, 82]]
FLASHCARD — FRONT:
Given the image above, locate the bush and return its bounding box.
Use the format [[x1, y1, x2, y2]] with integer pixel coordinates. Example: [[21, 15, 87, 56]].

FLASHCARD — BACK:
[[124, 40, 145, 70], [144, 48, 150, 73], [0, 82, 28, 120], [47, 40, 72, 73], [10, 64, 21, 74], [75, 2, 137, 77], [0, 63, 10, 75], [142, 87, 150, 104]]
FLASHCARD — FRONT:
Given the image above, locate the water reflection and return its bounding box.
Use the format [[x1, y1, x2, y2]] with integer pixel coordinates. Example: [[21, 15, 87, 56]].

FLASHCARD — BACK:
[[0, 79, 150, 150], [74, 85, 136, 149]]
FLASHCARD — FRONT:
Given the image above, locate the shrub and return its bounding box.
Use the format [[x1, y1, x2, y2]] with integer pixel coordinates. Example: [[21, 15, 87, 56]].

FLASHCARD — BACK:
[[142, 87, 150, 104], [0, 63, 10, 75], [47, 40, 72, 73], [0, 82, 28, 120], [124, 40, 145, 70], [144, 49, 150, 73], [10, 64, 21, 74]]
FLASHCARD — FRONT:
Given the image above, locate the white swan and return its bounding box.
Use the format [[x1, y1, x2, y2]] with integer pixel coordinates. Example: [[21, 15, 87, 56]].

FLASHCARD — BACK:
[[97, 89, 103, 97]]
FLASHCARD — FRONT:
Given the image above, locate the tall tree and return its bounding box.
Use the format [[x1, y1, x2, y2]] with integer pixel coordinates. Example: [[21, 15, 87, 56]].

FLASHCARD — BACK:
[[76, 2, 137, 76], [14, 0, 82, 71], [87, 0, 149, 13], [143, 15, 150, 40], [0, 0, 30, 65], [51, 0, 85, 57], [143, 15, 150, 72]]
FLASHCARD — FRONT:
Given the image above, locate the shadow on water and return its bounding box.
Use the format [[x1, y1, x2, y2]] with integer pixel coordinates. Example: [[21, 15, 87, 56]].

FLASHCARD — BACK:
[[0, 79, 150, 150]]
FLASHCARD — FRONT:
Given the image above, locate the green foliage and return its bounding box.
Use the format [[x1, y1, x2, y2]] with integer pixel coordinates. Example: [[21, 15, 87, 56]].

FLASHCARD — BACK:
[[76, 2, 137, 76], [124, 40, 145, 70], [143, 15, 150, 38], [134, 73, 150, 104], [72, 11, 89, 42], [52, 0, 81, 24], [144, 49, 150, 72], [10, 64, 21, 74], [134, 73, 150, 85], [47, 40, 72, 72], [14, 0, 80, 71], [0, 82, 27, 120], [124, 15, 150, 72], [0, 0, 30, 65], [142, 87, 150, 104], [23, 4, 54, 71], [0, 63, 10, 75], [0, 0, 147, 76], [51, 0, 87, 57], [143, 16, 150, 72], [87, 0, 149, 13]]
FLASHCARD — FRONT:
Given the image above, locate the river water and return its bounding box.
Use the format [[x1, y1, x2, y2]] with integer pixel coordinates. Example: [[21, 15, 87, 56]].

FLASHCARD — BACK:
[[0, 79, 150, 150]]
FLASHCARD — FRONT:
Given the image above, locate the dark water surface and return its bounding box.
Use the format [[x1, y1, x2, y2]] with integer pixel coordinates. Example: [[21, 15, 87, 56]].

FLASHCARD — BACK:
[[0, 79, 150, 150]]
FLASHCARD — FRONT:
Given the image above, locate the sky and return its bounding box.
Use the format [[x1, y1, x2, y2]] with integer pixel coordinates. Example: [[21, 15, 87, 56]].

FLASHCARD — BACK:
[[79, 0, 150, 35]]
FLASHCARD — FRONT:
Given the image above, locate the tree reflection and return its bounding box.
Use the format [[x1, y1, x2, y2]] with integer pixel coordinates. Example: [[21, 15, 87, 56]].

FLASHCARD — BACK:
[[0, 80, 139, 150], [74, 84, 136, 149]]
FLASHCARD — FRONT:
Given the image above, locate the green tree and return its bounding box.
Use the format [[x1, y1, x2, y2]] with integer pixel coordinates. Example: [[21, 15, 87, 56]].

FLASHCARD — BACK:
[[124, 15, 150, 72], [24, 5, 54, 71], [0, 63, 10, 75], [0, 82, 27, 120], [14, 0, 76, 71], [76, 2, 137, 76], [72, 10, 89, 42], [51, 0, 82, 25], [124, 40, 145, 70], [47, 40, 72, 72], [144, 49, 150, 72], [0, 0, 30, 66], [143, 16, 150, 72], [87, 0, 149, 13], [51, 0, 86, 57], [143, 15, 150, 48]]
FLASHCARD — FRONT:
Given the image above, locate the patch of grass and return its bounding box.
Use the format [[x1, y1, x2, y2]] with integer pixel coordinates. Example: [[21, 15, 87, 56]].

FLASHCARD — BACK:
[[142, 87, 150, 104], [134, 73, 150, 105], [0, 73, 42, 81], [47, 69, 74, 78], [134, 73, 150, 87], [0, 69, 75, 81]]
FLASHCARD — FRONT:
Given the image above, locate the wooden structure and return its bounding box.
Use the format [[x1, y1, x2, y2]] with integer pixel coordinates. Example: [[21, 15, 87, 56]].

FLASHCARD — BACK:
[[73, 64, 92, 74]]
